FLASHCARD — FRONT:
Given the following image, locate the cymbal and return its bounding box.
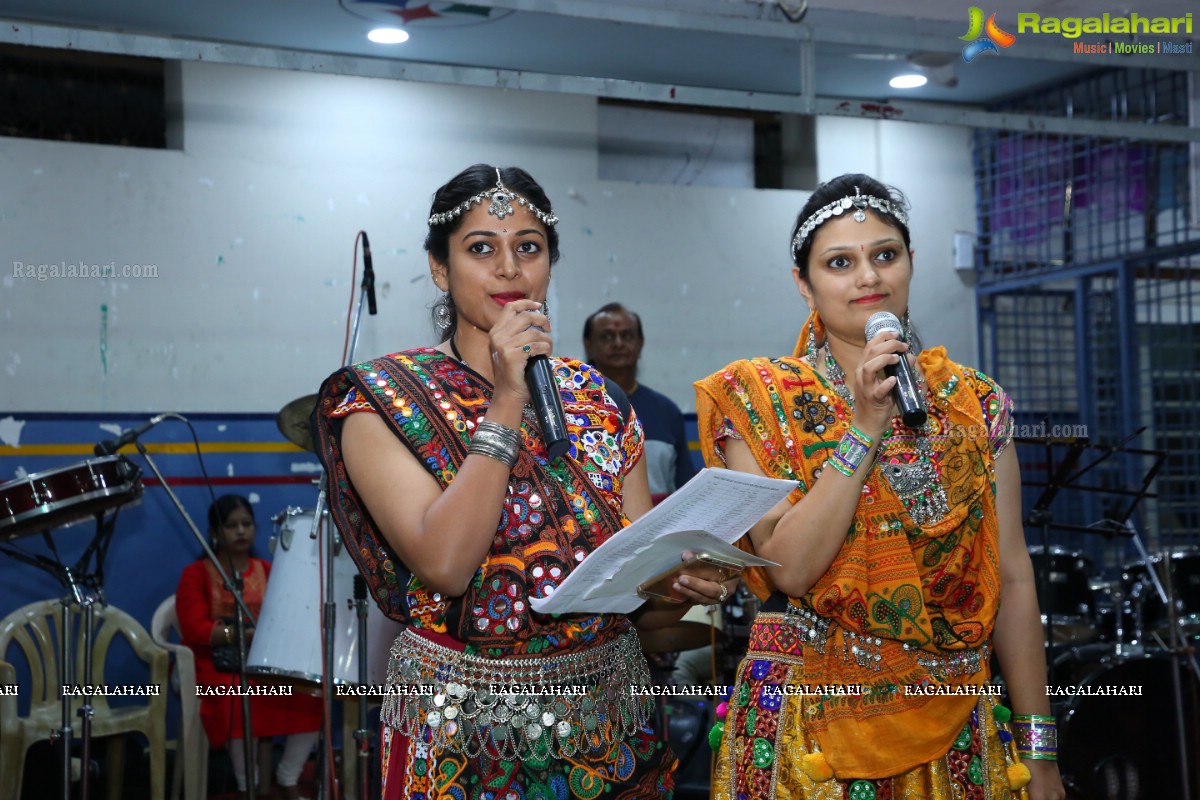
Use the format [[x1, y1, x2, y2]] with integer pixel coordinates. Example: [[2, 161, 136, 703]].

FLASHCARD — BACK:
[[277, 394, 318, 452]]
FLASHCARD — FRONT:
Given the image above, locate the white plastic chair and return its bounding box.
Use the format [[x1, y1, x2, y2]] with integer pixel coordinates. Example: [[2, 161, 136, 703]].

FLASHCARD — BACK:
[[0, 598, 169, 800], [150, 595, 209, 800]]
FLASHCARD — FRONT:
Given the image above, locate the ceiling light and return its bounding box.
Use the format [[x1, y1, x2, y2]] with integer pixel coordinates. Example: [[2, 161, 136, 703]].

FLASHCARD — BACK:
[[889, 74, 927, 89], [368, 27, 409, 44]]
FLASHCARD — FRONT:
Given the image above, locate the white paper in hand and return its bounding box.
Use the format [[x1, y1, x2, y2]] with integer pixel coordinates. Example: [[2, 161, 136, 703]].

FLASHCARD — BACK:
[[529, 468, 793, 615]]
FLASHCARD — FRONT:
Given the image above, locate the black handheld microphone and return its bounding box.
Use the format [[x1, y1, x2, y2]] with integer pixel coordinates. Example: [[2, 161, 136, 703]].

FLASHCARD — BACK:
[[524, 325, 570, 460], [94, 414, 168, 456], [361, 231, 377, 315], [865, 312, 927, 429]]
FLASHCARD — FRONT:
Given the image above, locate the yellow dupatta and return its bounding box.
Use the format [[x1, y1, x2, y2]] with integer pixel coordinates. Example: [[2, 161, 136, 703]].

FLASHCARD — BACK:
[[694, 312, 1004, 778]]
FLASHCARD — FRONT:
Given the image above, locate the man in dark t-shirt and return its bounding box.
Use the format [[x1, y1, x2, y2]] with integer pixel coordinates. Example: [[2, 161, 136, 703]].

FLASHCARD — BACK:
[[582, 303, 697, 496]]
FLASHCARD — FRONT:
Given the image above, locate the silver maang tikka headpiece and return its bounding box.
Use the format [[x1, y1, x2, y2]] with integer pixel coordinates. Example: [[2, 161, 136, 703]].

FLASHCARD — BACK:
[[427, 169, 559, 228], [790, 185, 908, 258]]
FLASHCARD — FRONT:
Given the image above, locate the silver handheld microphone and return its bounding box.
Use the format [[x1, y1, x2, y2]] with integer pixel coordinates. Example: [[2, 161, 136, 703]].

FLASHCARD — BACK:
[[865, 312, 927, 429]]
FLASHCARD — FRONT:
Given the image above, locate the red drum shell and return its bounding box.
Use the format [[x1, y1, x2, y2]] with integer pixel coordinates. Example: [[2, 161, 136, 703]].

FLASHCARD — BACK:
[[0, 456, 143, 540]]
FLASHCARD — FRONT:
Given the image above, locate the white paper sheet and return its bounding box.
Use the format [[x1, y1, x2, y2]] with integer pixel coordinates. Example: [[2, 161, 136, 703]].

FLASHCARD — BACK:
[[529, 468, 793, 615]]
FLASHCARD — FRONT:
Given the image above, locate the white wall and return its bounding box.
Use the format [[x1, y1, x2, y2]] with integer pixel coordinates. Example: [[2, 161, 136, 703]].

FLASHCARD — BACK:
[[0, 59, 978, 414], [555, 181, 809, 403]]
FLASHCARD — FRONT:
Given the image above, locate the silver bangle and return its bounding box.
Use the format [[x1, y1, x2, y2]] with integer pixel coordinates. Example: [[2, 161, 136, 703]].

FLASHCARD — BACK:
[[469, 420, 521, 467], [476, 420, 521, 450], [468, 440, 516, 466]]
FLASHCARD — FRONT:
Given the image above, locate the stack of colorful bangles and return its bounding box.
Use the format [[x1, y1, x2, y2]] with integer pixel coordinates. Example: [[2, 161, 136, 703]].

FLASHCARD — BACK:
[[828, 425, 874, 477], [1012, 714, 1057, 761]]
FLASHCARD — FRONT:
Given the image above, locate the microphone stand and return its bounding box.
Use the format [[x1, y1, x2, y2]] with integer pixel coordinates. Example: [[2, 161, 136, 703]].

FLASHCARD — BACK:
[[348, 230, 375, 364], [317, 486, 336, 800], [231, 572, 256, 800], [352, 576, 371, 800], [132, 438, 258, 800], [317, 232, 376, 800]]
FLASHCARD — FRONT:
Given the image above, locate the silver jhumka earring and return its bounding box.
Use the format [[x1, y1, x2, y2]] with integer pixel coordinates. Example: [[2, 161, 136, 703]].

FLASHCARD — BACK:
[[434, 294, 454, 335]]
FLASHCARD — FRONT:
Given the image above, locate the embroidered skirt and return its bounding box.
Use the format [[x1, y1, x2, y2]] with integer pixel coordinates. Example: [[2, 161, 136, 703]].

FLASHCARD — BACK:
[[379, 628, 677, 800], [712, 614, 1024, 800]]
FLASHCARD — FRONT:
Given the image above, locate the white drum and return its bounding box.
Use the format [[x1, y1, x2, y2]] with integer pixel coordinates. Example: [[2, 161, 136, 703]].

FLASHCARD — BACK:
[[246, 507, 403, 686]]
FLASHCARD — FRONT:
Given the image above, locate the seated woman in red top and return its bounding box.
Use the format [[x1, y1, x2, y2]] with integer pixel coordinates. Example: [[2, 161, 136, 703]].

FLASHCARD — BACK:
[[176, 495, 323, 798]]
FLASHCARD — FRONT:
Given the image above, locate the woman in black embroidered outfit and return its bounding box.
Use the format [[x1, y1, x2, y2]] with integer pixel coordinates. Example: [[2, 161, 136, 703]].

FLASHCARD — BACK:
[[311, 164, 733, 800]]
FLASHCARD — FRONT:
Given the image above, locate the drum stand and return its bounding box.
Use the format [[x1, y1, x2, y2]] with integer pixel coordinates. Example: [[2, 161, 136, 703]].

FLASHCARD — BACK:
[[1122, 525, 1200, 680], [1021, 434, 1088, 681], [1058, 436, 1196, 684], [133, 441, 260, 800], [53, 556, 99, 800], [1103, 451, 1196, 800], [1118, 519, 1200, 800], [0, 452, 146, 800], [0, 512, 122, 800]]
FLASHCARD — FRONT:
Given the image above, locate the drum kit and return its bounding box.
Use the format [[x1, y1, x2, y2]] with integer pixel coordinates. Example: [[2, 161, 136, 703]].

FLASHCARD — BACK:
[[1035, 545, 1200, 648], [0, 398, 397, 800], [1019, 434, 1200, 800], [1029, 542, 1200, 799], [0, 452, 145, 800]]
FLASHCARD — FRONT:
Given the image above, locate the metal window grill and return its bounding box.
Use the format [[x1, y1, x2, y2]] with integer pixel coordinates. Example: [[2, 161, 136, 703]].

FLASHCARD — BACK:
[[0, 44, 166, 148], [973, 68, 1200, 571], [993, 67, 1191, 127]]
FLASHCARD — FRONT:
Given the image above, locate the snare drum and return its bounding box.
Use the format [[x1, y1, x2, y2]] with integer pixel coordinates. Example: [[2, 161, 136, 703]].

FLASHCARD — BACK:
[[1123, 548, 1200, 638], [246, 507, 403, 686], [1029, 546, 1098, 644], [1053, 649, 1198, 799], [0, 456, 143, 541]]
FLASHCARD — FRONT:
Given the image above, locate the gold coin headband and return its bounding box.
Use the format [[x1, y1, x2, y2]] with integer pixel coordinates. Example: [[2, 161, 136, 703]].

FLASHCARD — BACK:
[[427, 169, 559, 228], [790, 186, 908, 258]]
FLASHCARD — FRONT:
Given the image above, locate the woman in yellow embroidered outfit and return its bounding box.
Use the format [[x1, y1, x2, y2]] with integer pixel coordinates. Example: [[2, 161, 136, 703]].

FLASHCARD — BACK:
[[694, 174, 1065, 800]]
